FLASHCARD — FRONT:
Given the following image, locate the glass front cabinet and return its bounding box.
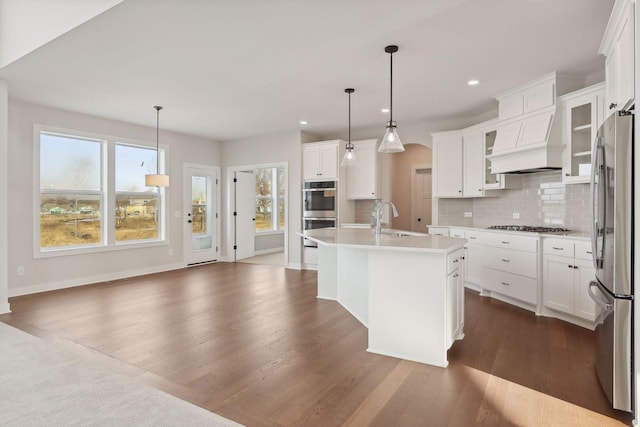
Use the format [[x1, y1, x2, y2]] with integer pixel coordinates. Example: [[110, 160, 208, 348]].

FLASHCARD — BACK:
[[559, 82, 606, 184]]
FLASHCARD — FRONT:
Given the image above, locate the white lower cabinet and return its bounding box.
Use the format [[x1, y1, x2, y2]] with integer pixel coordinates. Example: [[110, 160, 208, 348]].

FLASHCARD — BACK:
[[543, 238, 600, 322], [446, 249, 465, 348], [465, 231, 538, 307]]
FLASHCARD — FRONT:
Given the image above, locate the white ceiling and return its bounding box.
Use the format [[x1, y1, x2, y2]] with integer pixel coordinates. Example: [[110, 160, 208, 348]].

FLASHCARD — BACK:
[[0, 0, 614, 142]]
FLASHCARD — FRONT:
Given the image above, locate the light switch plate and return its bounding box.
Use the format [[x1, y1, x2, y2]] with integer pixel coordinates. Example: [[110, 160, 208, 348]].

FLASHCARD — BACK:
[[464, 212, 473, 218], [512, 212, 520, 219]]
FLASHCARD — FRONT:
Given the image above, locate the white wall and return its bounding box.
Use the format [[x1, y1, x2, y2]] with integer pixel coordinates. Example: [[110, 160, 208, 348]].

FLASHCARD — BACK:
[[0, 80, 9, 312], [222, 131, 304, 267], [0, 0, 124, 68], [7, 100, 221, 296]]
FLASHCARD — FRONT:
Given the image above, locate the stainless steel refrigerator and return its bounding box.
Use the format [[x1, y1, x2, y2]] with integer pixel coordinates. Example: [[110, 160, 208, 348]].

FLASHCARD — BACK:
[[589, 110, 634, 413]]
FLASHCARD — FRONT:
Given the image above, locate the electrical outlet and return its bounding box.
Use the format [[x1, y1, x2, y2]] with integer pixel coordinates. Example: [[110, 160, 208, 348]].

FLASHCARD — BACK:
[[512, 212, 520, 219], [17, 266, 24, 276], [168, 248, 173, 256], [464, 212, 473, 218]]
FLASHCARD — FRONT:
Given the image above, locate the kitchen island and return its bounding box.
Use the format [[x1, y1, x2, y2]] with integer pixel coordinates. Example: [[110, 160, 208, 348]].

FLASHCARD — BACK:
[[300, 227, 466, 367]]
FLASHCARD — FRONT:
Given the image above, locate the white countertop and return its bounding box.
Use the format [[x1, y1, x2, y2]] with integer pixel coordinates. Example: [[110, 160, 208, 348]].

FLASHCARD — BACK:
[[300, 228, 466, 253], [427, 225, 591, 241]]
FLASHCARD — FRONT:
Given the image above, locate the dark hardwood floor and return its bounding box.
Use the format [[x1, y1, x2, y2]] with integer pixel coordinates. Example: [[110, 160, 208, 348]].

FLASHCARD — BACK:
[[1, 262, 634, 426]]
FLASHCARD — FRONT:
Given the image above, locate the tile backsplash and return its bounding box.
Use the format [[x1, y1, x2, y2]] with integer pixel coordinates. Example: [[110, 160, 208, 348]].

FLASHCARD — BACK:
[[437, 171, 591, 233]]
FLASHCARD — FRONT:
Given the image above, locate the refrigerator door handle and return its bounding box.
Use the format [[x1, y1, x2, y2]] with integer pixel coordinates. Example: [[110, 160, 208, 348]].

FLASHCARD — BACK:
[[590, 137, 603, 269], [588, 281, 613, 312]]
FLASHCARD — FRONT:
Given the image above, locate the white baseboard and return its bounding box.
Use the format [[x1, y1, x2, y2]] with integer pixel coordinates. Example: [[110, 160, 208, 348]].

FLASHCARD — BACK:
[[254, 247, 284, 256], [8, 262, 185, 298], [0, 302, 10, 314]]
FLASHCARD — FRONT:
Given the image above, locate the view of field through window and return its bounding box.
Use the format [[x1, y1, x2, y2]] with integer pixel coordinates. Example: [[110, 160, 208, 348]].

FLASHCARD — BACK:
[[255, 167, 285, 231], [39, 132, 163, 248]]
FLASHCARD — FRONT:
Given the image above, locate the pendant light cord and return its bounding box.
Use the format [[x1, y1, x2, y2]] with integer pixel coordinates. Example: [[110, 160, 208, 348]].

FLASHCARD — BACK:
[[155, 106, 162, 174], [389, 51, 393, 124], [348, 91, 351, 146]]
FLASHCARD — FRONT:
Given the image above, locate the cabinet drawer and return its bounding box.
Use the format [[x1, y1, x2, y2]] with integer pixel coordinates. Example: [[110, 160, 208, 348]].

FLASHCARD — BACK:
[[449, 228, 466, 239], [484, 248, 538, 278], [447, 250, 464, 274], [483, 267, 537, 305], [543, 239, 575, 257], [485, 233, 538, 252], [465, 230, 489, 245], [574, 241, 595, 261], [428, 226, 449, 236]]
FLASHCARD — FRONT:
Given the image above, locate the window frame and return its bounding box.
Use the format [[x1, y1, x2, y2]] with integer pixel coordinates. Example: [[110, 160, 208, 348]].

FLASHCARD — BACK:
[[33, 124, 170, 258], [255, 167, 285, 234]]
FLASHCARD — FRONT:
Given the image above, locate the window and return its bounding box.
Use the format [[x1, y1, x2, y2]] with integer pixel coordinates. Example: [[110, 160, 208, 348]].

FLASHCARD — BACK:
[[37, 127, 167, 255], [115, 144, 160, 242], [255, 167, 285, 232], [39, 132, 103, 248]]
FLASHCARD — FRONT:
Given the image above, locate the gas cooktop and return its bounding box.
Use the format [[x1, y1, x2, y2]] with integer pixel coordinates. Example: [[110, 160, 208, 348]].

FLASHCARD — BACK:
[[488, 225, 571, 233]]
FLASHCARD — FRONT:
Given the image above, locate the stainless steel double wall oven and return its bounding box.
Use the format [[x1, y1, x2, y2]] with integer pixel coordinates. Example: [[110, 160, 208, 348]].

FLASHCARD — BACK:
[[302, 180, 336, 248]]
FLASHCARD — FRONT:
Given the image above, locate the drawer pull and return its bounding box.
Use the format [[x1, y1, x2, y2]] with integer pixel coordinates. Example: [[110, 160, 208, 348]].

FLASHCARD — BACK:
[[568, 264, 574, 269], [500, 281, 510, 286], [501, 241, 510, 244], [453, 273, 459, 278], [552, 246, 564, 250], [469, 236, 477, 240], [586, 251, 593, 254], [573, 266, 579, 270], [501, 258, 510, 263]]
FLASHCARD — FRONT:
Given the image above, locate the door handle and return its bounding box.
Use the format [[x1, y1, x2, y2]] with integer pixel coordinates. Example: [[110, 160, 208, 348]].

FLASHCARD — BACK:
[[188, 220, 192, 223], [588, 281, 613, 311], [417, 218, 421, 222]]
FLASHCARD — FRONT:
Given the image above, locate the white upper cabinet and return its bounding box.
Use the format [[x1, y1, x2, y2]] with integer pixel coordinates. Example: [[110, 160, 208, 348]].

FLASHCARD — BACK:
[[496, 73, 557, 121], [482, 123, 522, 190], [346, 139, 379, 199], [303, 141, 339, 180], [462, 130, 484, 197], [432, 132, 463, 197], [559, 82, 606, 184], [600, 0, 635, 114], [432, 127, 487, 198]]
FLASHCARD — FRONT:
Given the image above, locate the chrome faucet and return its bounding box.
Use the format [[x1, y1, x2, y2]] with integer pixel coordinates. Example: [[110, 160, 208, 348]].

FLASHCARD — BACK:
[[374, 200, 399, 236]]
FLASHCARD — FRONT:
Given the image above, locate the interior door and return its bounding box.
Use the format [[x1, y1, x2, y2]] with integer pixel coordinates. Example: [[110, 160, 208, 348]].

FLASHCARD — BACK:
[[184, 165, 218, 265], [413, 168, 432, 232], [234, 170, 255, 261]]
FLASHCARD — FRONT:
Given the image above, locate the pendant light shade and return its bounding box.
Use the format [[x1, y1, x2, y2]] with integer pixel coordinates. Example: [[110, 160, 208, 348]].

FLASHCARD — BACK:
[[145, 106, 170, 187], [341, 88, 357, 167], [379, 45, 405, 153]]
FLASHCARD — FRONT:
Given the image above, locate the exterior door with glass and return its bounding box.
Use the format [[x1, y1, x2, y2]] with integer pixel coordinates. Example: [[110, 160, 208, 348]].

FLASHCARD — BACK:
[[184, 165, 219, 265]]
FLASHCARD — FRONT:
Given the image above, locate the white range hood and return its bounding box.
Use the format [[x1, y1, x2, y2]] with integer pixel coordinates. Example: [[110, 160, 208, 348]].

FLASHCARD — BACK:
[[485, 107, 563, 174]]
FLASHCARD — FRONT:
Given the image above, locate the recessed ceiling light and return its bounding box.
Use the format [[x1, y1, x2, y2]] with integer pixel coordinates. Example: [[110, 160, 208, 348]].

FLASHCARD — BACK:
[[381, 108, 390, 113], [299, 120, 308, 125], [468, 79, 480, 86]]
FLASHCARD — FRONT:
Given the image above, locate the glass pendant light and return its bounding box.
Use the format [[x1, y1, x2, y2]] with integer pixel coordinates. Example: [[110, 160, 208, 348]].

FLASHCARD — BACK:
[[145, 106, 170, 187], [341, 88, 357, 167], [378, 45, 405, 153]]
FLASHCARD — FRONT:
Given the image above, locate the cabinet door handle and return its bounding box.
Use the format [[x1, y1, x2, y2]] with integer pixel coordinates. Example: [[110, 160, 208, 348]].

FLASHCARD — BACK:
[[458, 190, 462, 193], [469, 236, 477, 240], [461, 256, 465, 260], [609, 102, 618, 110], [586, 251, 593, 254], [501, 258, 510, 263], [573, 265, 579, 269], [568, 264, 574, 268], [453, 273, 459, 278], [453, 259, 459, 263], [501, 241, 510, 244], [500, 281, 510, 286], [552, 247, 564, 250]]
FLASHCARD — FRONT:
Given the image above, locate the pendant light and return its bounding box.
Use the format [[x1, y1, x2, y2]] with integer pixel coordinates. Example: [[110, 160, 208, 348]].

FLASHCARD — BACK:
[[341, 88, 357, 167], [145, 106, 170, 187], [378, 45, 405, 153]]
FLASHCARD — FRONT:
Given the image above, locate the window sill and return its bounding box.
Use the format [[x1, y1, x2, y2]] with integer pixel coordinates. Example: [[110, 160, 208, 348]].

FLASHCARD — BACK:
[[34, 239, 169, 259]]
